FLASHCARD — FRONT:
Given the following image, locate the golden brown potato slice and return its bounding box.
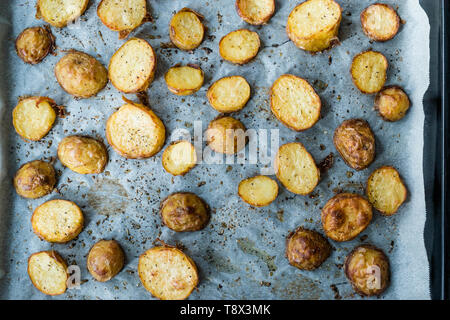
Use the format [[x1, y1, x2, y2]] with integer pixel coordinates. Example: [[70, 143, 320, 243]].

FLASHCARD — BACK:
[[207, 76, 251, 113], [15, 26, 55, 64], [366, 166, 407, 216], [32, 199, 84, 243], [138, 246, 199, 300], [87, 240, 125, 282], [238, 175, 278, 207], [236, 0, 275, 25], [13, 97, 56, 141], [106, 97, 166, 159], [165, 65, 204, 96], [270, 74, 321, 131], [97, 0, 148, 39], [169, 8, 205, 50], [206, 116, 247, 155], [344, 244, 390, 296], [219, 29, 260, 65], [361, 4, 400, 42], [274, 142, 320, 195], [351, 51, 388, 94], [55, 51, 108, 98], [286, 0, 342, 52], [162, 141, 197, 176], [321, 193, 372, 242], [28, 250, 68, 296], [14, 160, 56, 199], [375, 86, 411, 122], [37, 0, 89, 28], [109, 38, 157, 93]]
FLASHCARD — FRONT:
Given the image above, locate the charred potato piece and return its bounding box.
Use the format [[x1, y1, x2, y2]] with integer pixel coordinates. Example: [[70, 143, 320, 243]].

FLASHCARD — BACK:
[[13, 97, 56, 141], [14, 160, 56, 199], [366, 166, 407, 215], [344, 244, 390, 296], [106, 97, 166, 159], [286, 0, 342, 52], [138, 246, 199, 300], [334, 119, 375, 171], [321, 193, 373, 242], [162, 141, 197, 176], [375, 86, 411, 122], [351, 51, 388, 94], [55, 51, 108, 98], [236, 0, 275, 25], [286, 227, 331, 270], [32, 199, 84, 243], [165, 65, 204, 96], [238, 175, 278, 207], [274, 142, 320, 195], [219, 29, 260, 65], [109, 38, 157, 93], [58, 136, 108, 174], [206, 116, 247, 155], [361, 4, 400, 42], [15, 26, 54, 64], [207, 76, 251, 113], [28, 250, 68, 296], [270, 74, 321, 131], [37, 0, 89, 28], [87, 240, 125, 282], [170, 8, 205, 50]]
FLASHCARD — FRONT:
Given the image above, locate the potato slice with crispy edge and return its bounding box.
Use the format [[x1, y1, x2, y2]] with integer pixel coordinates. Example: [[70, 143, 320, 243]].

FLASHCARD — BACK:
[[169, 8, 205, 50], [14, 160, 56, 199], [87, 239, 125, 282], [207, 76, 251, 113], [286, 0, 342, 52], [366, 166, 407, 216], [37, 0, 89, 28], [374, 86, 411, 122], [165, 65, 204, 96], [109, 38, 157, 93], [15, 26, 55, 64], [236, 0, 275, 25], [361, 3, 400, 42], [274, 142, 320, 195], [238, 175, 278, 207], [28, 250, 68, 296], [206, 116, 247, 155], [270, 74, 321, 131], [138, 246, 199, 300], [162, 141, 197, 176], [106, 97, 166, 159], [351, 51, 388, 94], [219, 29, 260, 65]]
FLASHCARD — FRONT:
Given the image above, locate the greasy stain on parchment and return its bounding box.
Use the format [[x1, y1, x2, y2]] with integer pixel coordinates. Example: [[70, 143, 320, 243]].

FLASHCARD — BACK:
[[87, 178, 129, 215], [271, 272, 323, 300], [204, 249, 240, 274], [236, 238, 277, 273]]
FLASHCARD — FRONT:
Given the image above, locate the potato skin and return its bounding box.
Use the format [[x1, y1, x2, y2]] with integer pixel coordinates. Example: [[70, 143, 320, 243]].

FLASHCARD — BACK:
[[374, 86, 411, 122], [28, 250, 68, 296], [87, 240, 125, 282], [169, 8, 205, 50], [206, 116, 247, 155], [15, 26, 55, 64], [14, 160, 56, 199], [361, 3, 400, 42], [334, 119, 375, 171], [235, 0, 275, 25]]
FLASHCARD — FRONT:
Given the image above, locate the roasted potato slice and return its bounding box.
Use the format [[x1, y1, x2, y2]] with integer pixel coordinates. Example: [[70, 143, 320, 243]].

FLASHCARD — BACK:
[[55, 51, 108, 98], [270, 74, 321, 131], [219, 29, 260, 65], [109, 38, 157, 93], [106, 97, 166, 159], [344, 244, 390, 296], [366, 166, 407, 216], [207, 76, 251, 113], [351, 51, 388, 94], [15, 26, 55, 64], [165, 65, 204, 96], [14, 160, 56, 199], [361, 3, 400, 42], [333, 119, 375, 171], [321, 193, 372, 242], [37, 0, 89, 28], [286, 227, 331, 270], [87, 240, 125, 282], [375, 86, 411, 122], [28, 250, 68, 296], [206, 116, 247, 155], [169, 8, 205, 50], [97, 0, 148, 39], [32, 199, 84, 243], [286, 0, 342, 52], [236, 0, 275, 25], [238, 175, 278, 207], [138, 246, 199, 300], [13, 97, 57, 141], [162, 141, 197, 176], [274, 142, 320, 195]]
